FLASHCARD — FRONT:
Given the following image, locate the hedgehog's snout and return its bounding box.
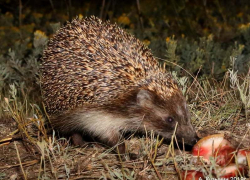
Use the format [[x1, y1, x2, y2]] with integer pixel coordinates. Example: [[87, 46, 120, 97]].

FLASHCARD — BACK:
[[190, 134, 200, 145], [185, 128, 199, 146], [175, 122, 199, 146]]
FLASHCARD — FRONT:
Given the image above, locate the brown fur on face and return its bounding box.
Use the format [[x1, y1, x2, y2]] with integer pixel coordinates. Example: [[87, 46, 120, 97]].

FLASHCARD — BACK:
[[106, 87, 198, 146], [135, 89, 197, 145]]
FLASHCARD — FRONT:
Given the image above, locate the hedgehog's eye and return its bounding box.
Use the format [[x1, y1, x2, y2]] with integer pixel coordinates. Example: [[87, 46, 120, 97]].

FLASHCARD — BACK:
[[165, 116, 174, 123]]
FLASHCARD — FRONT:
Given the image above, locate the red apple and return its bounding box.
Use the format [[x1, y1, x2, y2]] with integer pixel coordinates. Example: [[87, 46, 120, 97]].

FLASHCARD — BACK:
[[192, 134, 235, 166], [236, 149, 250, 165], [216, 164, 247, 178]]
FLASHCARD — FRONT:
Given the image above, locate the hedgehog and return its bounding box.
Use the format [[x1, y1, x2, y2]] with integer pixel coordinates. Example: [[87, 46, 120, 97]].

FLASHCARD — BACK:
[[41, 16, 198, 153]]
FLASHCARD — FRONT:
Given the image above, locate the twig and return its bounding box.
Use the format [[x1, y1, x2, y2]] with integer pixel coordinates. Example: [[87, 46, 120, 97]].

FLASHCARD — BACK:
[[117, 146, 126, 180], [19, 0, 22, 28], [150, 158, 162, 180], [136, 0, 144, 36], [186, 66, 202, 95], [169, 124, 183, 180], [14, 141, 27, 180], [103, 0, 112, 21], [0, 136, 23, 147], [49, 0, 55, 13], [68, 0, 72, 21], [235, 126, 250, 150], [153, 136, 164, 161], [166, 123, 178, 158], [0, 129, 21, 145], [100, 0, 105, 20], [0, 159, 39, 170], [149, 135, 163, 180], [18, 0, 23, 40]]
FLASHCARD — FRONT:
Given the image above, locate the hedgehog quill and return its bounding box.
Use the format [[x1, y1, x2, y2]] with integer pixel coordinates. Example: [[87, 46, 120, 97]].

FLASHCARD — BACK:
[[41, 16, 198, 153]]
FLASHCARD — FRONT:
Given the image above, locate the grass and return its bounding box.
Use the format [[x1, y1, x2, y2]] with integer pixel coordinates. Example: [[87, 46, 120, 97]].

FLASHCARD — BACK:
[[0, 62, 249, 179]]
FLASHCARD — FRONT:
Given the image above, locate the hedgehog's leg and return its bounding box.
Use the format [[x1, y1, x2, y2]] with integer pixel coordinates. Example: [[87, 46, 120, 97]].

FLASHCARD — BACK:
[[71, 133, 86, 146], [50, 114, 88, 147], [100, 130, 126, 154]]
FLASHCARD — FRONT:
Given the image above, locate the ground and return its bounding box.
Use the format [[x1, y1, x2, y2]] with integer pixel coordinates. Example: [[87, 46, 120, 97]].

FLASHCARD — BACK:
[[0, 116, 249, 179], [1, 75, 250, 180]]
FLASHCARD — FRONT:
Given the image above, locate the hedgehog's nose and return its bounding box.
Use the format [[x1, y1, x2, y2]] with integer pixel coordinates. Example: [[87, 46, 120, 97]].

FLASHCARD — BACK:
[[191, 134, 200, 145]]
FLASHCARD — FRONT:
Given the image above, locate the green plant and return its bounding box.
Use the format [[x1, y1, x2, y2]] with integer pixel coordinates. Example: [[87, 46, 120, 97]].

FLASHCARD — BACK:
[[229, 57, 250, 121]]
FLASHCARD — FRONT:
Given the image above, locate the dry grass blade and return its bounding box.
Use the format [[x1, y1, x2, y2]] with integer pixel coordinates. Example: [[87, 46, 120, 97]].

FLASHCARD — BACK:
[[0, 137, 12, 147], [148, 135, 163, 180], [14, 141, 27, 180], [0, 129, 20, 147], [156, 57, 208, 100], [0, 160, 39, 170]]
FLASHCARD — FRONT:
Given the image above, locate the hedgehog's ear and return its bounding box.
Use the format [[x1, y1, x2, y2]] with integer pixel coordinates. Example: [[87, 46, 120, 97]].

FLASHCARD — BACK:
[[136, 89, 154, 109]]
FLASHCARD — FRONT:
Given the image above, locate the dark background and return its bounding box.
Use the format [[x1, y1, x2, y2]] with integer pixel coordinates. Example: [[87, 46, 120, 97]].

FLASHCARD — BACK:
[[1, 0, 250, 76]]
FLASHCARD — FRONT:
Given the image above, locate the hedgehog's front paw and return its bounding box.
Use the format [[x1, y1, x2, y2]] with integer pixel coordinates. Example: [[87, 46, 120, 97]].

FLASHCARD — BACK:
[[71, 133, 87, 147]]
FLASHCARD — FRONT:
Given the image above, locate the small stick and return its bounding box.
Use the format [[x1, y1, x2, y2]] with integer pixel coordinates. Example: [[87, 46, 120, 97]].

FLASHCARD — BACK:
[[117, 146, 126, 179], [136, 0, 144, 35], [150, 159, 162, 180], [49, 0, 55, 13], [14, 141, 27, 180], [0, 159, 39, 170], [100, 0, 105, 20], [19, 0, 22, 28]]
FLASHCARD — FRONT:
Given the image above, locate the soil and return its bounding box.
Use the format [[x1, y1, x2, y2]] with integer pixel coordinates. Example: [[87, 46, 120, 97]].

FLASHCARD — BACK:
[[0, 116, 249, 180]]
